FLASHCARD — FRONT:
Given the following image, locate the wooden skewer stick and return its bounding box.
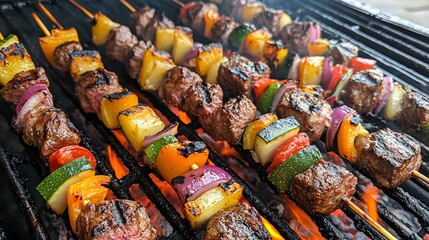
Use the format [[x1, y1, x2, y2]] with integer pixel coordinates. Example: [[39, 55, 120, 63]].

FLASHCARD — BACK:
[[0, 32, 3, 40], [119, 0, 136, 13], [38, 3, 64, 29], [413, 170, 429, 185], [31, 13, 51, 37], [68, 0, 94, 19], [172, 0, 185, 8], [342, 197, 397, 240]]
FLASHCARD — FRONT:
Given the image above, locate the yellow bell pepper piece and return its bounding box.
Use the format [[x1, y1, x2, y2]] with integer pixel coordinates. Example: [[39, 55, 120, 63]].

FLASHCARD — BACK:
[[100, 90, 139, 129], [299, 56, 325, 86], [39, 28, 79, 66], [337, 115, 369, 162]]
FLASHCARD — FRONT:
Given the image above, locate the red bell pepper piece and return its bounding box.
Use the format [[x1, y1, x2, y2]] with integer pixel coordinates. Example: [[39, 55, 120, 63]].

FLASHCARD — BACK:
[[327, 64, 349, 92], [48, 145, 97, 172], [348, 57, 376, 73], [253, 78, 279, 102]]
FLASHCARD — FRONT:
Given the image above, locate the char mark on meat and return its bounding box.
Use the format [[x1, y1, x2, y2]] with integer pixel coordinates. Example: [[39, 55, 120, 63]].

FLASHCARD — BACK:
[[53, 41, 83, 72], [131, 6, 174, 42], [181, 81, 223, 117], [0, 67, 49, 105], [290, 160, 357, 215], [329, 42, 359, 65], [74, 68, 123, 117], [217, 53, 270, 101], [280, 21, 318, 55], [342, 69, 385, 115], [354, 128, 422, 189], [105, 25, 138, 62], [204, 202, 270, 240], [159, 66, 203, 107], [397, 92, 429, 131], [276, 87, 332, 141], [76, 199, 157, 240]]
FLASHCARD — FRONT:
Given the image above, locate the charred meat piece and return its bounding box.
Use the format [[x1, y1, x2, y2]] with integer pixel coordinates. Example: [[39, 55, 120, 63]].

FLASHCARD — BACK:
[[33, 108, 81, 160], [76, 199, 157, 240], [280, 21, 317, 55], [290, 160, 357, 215], [181, 82, 223, 117], [217, 53, 270, 101], [75, 68, 123, 116], [329, 42, 359, 65], [397, 92, 429, 131], [181, 2, 218, 33], [22, 105, 51, 146], [254, 7, 284, 37], [105, 25, 138, 62], [342, 69, 385, 115], [0, 67, 49, 104], [131, 6, 174, 42], [211, 16, 239, 44], [276, 88, 332, 141], [218, 0, 252, 19], [160, 66, 203, 107], [203, 96, 257, 145], [52, 41, 83, 72], [204, 202, 270, 240], [126, 40, 154, 79], [354, 128, 422, 189]]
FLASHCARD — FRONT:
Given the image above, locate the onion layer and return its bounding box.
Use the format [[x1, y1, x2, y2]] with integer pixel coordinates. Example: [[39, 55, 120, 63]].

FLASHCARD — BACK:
[[326, 105, 355, 150], [373, 76, 393, 115], [321, 56, 333, 89], [270, 81, 298, 113]]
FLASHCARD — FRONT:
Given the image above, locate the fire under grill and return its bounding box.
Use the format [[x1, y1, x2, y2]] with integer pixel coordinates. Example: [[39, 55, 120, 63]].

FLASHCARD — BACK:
[[0, 0, 429, 239]]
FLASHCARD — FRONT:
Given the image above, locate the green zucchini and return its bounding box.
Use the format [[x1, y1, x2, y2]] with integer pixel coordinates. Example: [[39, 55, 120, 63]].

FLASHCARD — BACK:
[[333, 68, 353, 100], [383, 83, 406, 121], [254, 117, 300, 166], [145, 135, 178, 165], [258, 83, 282, 114], [228, 23, 256, 50], [268, 145, 322, 193], [36, 157, 95, 215]]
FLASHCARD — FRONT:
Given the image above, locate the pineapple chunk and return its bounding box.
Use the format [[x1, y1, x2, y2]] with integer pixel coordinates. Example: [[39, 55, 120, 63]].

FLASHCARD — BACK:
[[100, 89, 139, 129], [0, 43, 35, 86], [278, 12, 293, 31], [196, 43, 223, 76], [242, 29, 272, 59], [183, 181, 243, 229], [206, 57, 227, 84], [138, 49, 175, 91], [0, 34, 19, 50], [39, 28, 80, 66], [240, 2, 265, 23], [69, 50, 104, 79], [118, 105, 165, 152], [92, 13, 121, 46], [155, 27, 175, 52], [172, 27, 194, 64]]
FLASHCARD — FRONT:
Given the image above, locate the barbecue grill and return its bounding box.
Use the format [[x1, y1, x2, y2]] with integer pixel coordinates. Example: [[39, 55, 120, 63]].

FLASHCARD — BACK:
[[0, 0, 429, 239]]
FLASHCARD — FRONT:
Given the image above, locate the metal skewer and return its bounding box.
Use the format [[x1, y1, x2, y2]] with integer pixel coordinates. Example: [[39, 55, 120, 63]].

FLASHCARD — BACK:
[[31, 13, 51, 36]]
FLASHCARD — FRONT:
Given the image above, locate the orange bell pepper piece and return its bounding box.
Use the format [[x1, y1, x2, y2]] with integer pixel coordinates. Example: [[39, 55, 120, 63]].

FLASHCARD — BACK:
[[204, 9, 220, 39], [67, 175, 111, 233], [39, 28, 79, 66], [307, 38, 330, 56], [299, 56, 325, 86], [155, 141, 209, 184], [337, 115, 369, 162]]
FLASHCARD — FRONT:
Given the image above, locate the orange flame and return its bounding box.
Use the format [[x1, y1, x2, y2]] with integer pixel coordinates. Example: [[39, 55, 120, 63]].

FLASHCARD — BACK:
[[107, 145, 129, 179], [148, 173, 183, 217], [282, 196, 324, 240], [363, 184, 380, 224], [168, 105, 191, 124], [261, 217, 285, 240]]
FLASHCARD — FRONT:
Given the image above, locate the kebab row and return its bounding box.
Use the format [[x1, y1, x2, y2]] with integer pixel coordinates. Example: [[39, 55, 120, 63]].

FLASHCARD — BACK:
[[0, 33, 160, 239], [172, 0, 429, 134], [31, 9, 278, 239]]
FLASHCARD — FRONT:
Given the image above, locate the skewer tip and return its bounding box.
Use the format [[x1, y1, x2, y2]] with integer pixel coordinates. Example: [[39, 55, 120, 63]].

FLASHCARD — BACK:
[[68, 0, 94, 19], [119, 0, 136, 13], [0, 32, 3, 40], [172, 0, 185, 8], [31, 12, 51, 37], [412, 170, 429, 185]]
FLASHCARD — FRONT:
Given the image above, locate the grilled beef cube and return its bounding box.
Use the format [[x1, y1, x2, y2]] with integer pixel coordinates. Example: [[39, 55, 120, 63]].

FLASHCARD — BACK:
[[254, 8, 284, 37], [0, 67, 49, 104], [218, 0, 251, 19], [276, 88, 332, 141], [354, 129, 422, 189], [126, 40, 154, 79], [329, 42, 359, 65], [280, 21, 316, 55], [76, 199, 157, 240], [35, 108, 81, 160], [217, 53, 270, 101], [75, 68, 123, 117], [105, 25, 138, 62], [211, 16, 239, 44], [181, 82, 223, 117], [22, 105, 51, 146], [397, 92, 429, 131], [52, 41, 83, 72], [204, 202, 270, 240], [342, 69, 385, 115], [181, 2, 218, 33], [160, 66, 203, 107], [131, 6, 174, 42], [203, 96, 257, 145], [290, 160, 357, 215]]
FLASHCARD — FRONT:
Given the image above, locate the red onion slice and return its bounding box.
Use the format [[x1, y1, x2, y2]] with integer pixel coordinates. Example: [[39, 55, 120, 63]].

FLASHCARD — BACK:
[[308, 23, 321, 42], [321, 56, 333, 89], [142, 122, 179, 148], [173, 165, 232, 202], [180, 42, 202, 67], [270, 81, 298, 113], [287, 54, 301, 80], [373, 76, 393, 115], [15, 84, 49, 114], [326, 105, 355, 149]]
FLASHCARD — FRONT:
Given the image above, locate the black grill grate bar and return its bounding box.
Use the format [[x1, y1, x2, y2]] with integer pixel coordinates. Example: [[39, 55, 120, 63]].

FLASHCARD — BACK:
[[0, 144, 48, 240]]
